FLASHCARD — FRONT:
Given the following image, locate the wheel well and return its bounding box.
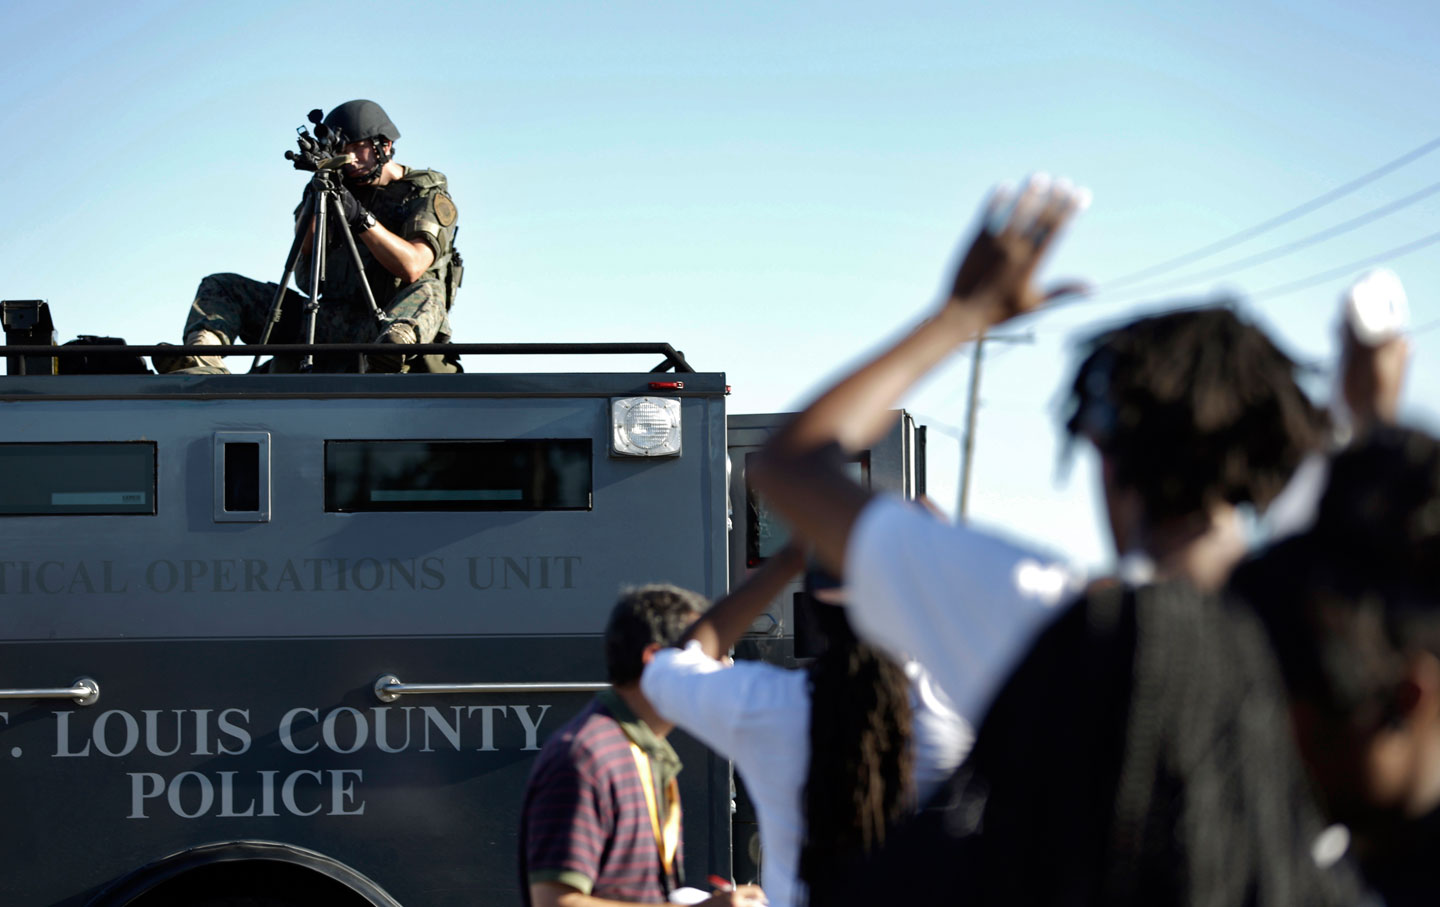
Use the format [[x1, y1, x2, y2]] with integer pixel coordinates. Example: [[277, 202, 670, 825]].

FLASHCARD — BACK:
[[87, 840, 403, 907]]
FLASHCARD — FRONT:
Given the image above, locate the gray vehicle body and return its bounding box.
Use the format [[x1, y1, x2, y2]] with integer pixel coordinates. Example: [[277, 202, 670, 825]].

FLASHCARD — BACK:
[[0, 348, 923, 905]]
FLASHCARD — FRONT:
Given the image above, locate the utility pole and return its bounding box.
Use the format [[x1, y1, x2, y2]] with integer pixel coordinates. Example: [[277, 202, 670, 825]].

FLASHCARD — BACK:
[[957, 331, 1034, 521]]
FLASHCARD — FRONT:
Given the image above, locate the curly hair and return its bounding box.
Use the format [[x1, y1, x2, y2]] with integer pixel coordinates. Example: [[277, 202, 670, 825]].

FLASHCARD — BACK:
[[798, 603, 913, 905], [1064, 305, 1327, 521], [603, 584, 705, 685]]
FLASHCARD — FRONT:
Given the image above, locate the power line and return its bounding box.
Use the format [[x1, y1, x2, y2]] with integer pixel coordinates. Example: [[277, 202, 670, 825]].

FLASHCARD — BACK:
[[1412, 316, 1440, 337], [1247, 229, 1440, 301], [1095, 135, 1440, 291], [1087, 179, 1440, 306], [1036, 230, 1440, 337]]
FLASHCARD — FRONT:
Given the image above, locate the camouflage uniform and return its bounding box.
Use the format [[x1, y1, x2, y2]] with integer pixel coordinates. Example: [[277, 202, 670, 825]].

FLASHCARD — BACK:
[[184, 168, 459, 369]]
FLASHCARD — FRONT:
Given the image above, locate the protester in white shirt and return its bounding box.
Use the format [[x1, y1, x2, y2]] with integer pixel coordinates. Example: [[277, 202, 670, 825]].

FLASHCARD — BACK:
[[843, 497, 1082, 722], [746, 176, 1343, 687], [641, 547, 969, 907]]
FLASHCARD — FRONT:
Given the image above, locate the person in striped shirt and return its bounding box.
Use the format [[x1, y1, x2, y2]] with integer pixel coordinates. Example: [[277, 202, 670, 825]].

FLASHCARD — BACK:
[[520, 585, 768, 907]]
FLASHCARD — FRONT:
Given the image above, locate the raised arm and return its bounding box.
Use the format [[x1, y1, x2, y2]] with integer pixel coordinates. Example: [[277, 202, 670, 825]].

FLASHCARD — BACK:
[[682, 544, 806, 659], [751, 176, 1088, 573], [1340, 267, 1411, 438], [1341, 329, 1409, 437]]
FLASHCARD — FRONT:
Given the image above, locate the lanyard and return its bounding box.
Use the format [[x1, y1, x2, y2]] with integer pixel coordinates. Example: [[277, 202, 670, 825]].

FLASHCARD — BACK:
[[629, 742, 681, 882]]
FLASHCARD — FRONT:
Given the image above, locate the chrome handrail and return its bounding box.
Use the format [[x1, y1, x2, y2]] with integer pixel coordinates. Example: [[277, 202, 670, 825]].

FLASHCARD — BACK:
[[0, 677, 99, 706], [373, 674, 605, 704]]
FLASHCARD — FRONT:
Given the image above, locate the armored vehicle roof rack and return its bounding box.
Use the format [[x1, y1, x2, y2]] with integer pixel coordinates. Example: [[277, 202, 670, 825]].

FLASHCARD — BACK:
[[2, 342, 694, 374], [2, 299, 695, 376]]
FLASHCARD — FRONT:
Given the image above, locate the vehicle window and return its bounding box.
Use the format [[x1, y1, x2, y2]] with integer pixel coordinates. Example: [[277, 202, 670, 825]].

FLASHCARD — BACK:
[[745, 451, 867, 566], [0, 442, 156, 515], [325, 439, 592, 512]]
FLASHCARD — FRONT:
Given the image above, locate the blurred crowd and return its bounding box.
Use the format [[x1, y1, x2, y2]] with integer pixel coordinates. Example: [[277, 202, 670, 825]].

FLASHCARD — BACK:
[[520, 177, 1435, 907]]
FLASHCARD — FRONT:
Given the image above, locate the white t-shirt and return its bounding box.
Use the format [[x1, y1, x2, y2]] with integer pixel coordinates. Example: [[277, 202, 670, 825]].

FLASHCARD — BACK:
[[845, 495, 1084, 722], [642, 641, 968, 907]]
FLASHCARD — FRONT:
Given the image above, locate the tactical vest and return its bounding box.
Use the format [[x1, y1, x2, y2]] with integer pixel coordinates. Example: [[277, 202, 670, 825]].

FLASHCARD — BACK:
[[351, 168, 462, 311]]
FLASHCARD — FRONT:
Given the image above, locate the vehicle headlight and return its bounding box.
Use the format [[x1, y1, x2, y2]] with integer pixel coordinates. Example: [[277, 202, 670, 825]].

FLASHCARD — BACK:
[[611, 396, 682, 457]]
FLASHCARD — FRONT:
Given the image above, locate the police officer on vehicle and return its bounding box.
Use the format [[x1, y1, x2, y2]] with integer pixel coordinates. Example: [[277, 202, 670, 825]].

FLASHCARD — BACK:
[[164, 99, 461, 373]]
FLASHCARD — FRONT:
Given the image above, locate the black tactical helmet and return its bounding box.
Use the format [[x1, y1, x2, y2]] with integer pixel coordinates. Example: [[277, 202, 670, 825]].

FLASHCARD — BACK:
[[322, 100, 400, 145]]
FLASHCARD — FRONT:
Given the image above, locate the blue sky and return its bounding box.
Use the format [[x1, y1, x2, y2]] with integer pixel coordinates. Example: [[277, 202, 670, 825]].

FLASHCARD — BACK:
[[4, 0, 1438, 566]]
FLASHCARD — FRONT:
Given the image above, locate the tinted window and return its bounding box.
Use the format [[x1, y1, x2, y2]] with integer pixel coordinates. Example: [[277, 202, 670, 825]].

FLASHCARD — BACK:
[[224, 442, 261, 512], [0, 443, 156, 516], [326, 440, 592, 512], [745, 452, 867, 566]]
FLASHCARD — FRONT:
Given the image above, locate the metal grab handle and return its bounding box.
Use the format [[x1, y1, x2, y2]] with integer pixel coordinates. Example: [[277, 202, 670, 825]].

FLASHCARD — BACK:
[[0, 677, 100, 707], [373, 674, 606, 704]]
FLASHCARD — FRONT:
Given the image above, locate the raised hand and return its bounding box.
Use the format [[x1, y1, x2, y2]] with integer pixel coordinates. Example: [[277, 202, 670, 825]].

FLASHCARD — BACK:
[[947, 173, 1090, 326]]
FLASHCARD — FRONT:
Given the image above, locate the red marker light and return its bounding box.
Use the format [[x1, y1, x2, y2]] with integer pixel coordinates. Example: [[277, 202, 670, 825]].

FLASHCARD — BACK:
[[648, 381, 685, 390]]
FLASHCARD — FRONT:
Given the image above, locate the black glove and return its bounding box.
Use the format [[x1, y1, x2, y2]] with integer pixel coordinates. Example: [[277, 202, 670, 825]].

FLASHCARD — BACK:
[[335, 186, 374, 233], [293, 182, 318, 222]]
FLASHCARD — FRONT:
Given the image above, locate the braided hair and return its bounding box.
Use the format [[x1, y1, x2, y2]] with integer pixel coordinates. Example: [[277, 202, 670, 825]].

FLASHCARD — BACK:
[[798, 601, 913, 905]]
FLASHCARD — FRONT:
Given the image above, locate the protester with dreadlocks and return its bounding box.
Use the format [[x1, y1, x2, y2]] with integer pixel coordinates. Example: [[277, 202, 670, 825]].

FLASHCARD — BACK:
[[1060, 304, 1327, 587], [1233, 426, 1440, 907], [858, 305, 1358, 905], [748, 176, 1336, 728], [640, 547, 967, 907], [747, 175, 1375, 904]]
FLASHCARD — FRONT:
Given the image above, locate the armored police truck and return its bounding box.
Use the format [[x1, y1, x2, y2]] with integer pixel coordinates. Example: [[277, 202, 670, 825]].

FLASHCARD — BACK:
[[0, 300, 924, 906]]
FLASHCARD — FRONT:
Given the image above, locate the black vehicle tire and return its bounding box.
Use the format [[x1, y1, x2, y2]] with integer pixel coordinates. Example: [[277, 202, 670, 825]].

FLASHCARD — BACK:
[[87, 841, 402, 907], [120, 861, 373, 907]]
